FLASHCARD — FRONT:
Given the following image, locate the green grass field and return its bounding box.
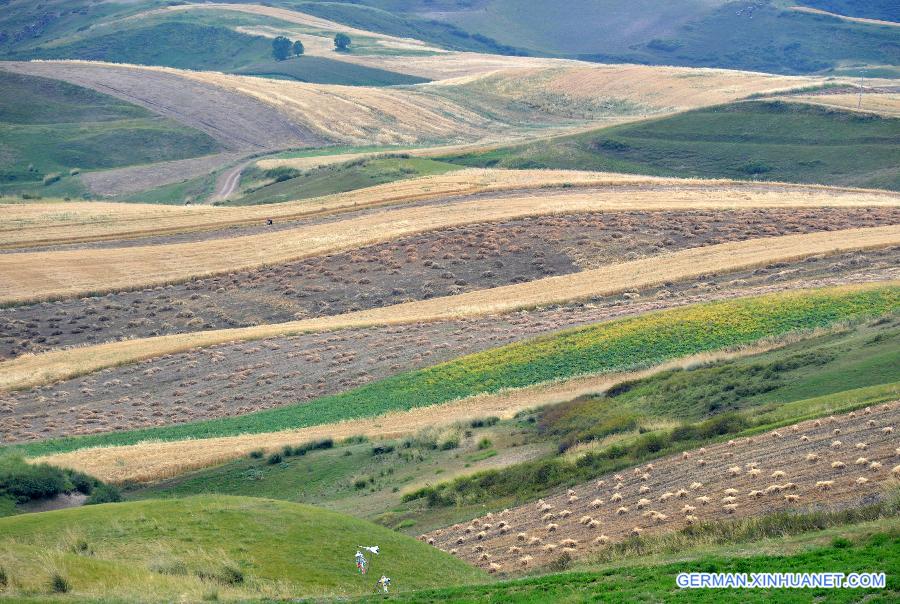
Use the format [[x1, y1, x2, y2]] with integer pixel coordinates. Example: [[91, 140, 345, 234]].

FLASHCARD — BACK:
[[125, 317, 898, 513], [443, 101, 900, 190], [19, 22, 272, 71], [0, 71, 221, 196], [546, 316, 900, 447], [226, 156, 461, 206], [234, 55, 429, 85], [14, 285, 899, 458], [0, 495, 484, 601]]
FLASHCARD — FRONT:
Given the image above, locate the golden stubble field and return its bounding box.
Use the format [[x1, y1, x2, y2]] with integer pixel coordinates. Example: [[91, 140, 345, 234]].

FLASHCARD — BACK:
[[3, 180, 898, 303], [1, 231, 898, 394]]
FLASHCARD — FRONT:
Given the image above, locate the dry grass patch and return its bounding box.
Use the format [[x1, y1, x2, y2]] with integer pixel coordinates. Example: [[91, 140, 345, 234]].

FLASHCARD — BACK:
[[780, 93, 900, 117], [1, 229, 898, 392]]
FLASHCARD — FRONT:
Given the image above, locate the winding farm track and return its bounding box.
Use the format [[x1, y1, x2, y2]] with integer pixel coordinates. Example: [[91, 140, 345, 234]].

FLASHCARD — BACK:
[[0, 229, 897, 393], [79, 152, 251, 198]]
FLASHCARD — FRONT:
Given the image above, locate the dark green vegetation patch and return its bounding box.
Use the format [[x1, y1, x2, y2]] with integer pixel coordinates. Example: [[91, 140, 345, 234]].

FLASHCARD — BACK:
[[443, 101, 900, 190], [0, 71, 221, 196]]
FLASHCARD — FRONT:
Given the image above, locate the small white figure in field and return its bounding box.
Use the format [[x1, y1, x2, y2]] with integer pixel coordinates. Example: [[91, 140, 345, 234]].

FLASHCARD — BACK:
[[375, 575, 391, 594]]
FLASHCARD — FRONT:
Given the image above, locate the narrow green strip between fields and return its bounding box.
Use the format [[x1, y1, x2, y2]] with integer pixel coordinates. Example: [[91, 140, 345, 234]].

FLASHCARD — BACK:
[[13, 285, 899, 458]]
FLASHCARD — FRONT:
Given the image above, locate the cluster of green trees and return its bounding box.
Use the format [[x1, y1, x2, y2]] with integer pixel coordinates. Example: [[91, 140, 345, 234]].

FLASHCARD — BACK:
[[272, 33, 352, 60], [271, 36, 304, 61]]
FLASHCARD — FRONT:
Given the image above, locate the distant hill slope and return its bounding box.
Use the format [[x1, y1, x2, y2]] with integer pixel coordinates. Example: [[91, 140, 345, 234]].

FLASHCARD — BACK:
[[405, 0, 898, 74], [0, 495, 484, 600], [442, 101, 900, 190], [1, 1, 895, 75], [798, 0, 899, 21], [0, 70, 222, 197]]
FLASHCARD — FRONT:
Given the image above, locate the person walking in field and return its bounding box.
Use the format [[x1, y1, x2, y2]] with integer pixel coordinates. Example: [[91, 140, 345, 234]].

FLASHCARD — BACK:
[[355, 550, 368, 574], [375, 575, 391, 594]]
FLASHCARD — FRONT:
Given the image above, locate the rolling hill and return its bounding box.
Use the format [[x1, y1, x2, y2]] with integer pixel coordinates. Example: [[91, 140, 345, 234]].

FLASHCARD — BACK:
[[441, 101, 900, 190], [0, 495, 484, 600], [0, 70, 222, 197]]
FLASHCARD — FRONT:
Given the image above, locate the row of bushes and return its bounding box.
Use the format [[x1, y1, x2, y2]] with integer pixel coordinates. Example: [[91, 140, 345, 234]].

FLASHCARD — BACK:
[[0, 455, 120, 506], [247, 438, 335, 465], [402, 413, 750, 507]]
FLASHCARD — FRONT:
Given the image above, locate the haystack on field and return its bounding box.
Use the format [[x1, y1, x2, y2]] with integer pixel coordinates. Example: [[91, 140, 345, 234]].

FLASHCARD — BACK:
[[3, 170, 897, 249], [426, 403, 900, 573]]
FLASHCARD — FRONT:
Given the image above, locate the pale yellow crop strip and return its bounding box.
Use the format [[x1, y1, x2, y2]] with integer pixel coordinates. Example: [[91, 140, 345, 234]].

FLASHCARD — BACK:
[[3, 183, 897, 304], [32, 344, 794, 484], [5, 170, 896, 250], [2, 226, 898, 393]]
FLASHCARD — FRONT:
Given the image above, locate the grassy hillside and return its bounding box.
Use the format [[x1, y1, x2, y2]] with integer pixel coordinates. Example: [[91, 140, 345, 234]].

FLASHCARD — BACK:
[[0, 495, 483, 600], [443, 101, 900, 190], [19, 22, 272, 70], [0, 71, 222, 196], [235, 55, 429, 85], [799, 1, 899, 21], [416, 0, 899, 73], [226, 156, 460, 206], [15, 285, 899, 457], [124, 318, 899, 528], [544, 315, 900, 449]]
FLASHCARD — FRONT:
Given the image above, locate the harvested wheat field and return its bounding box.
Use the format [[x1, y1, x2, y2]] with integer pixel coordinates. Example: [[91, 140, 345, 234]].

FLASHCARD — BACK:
[[4, 207, 894, 359], [27, 345, 801, 484], [2, 171, 770, 249], [425, 403, 900, 573], [782, 93, 900, 117], [3, 181, 897, 303], [3, 249, 896, 445], [1, 229, 896, 392]]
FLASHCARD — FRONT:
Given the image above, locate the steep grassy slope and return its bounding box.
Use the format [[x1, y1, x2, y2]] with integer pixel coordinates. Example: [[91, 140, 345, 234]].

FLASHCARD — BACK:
[[18, 22, 273, 71], [234, 55, 430, 85], [17, 285, 899, 457], [412, 0, 899, 73], [226, 156, 460, 205], [444, 101, 900, 190], [0, 495, 484, 600], [0, 71, 222, 196]]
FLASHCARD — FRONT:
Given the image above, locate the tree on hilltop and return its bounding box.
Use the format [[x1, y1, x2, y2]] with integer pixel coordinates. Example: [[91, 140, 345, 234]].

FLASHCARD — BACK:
[[292, 40, 304, 56], [334, 33, 351, 51], [272, 36, 292, 61]]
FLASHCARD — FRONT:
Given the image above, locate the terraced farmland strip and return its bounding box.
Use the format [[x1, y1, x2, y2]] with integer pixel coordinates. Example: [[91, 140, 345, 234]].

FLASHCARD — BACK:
[[4, 170, 896, 250], [26, 345, 791, 484], [1, 227, 897, 392], [4, 183, 898, 303], [18, 284, 899, 462]]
